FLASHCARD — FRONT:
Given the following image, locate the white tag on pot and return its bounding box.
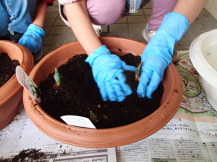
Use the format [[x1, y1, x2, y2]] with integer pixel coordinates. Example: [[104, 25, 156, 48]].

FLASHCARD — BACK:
[[61, 115, 96, 129], [16, 66, 41, 103]]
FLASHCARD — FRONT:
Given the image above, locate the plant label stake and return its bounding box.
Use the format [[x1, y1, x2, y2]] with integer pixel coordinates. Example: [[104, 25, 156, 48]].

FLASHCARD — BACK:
[[61, 115, 96, 129], [16, 66, 41, 103]]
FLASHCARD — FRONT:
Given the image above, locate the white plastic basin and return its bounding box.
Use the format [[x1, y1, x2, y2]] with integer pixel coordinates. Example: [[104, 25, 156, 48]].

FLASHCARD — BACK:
[[189, 29, 217, 110]]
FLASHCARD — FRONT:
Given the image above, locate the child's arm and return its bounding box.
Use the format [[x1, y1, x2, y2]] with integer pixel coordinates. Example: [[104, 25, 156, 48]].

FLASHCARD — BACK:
[[18, 0, 53, 54], [64, 1, 102, 54], [61, 1, 137, 102], [173, 0, 207, 24], [32, 1, 48, 28], [137, 0, 207, 98]]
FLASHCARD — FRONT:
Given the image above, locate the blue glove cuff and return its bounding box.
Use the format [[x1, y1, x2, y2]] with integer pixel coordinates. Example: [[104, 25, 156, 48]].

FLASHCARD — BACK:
[[28, 24, 45, 37], [85, 45, 111, 66], [159, 12, 190, 41], [142, 12, 190, 61]]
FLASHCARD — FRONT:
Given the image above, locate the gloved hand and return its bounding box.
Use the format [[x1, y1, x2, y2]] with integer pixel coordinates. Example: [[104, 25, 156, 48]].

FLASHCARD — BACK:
[[18, 24, 45, 54], [85, 45, 137, 102], [137, 12, 189, 98]]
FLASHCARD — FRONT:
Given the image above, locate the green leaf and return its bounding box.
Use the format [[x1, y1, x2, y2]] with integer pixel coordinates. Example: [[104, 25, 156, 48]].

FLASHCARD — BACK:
[[89, 110, 98, 123], [53, 68, 61, 86]]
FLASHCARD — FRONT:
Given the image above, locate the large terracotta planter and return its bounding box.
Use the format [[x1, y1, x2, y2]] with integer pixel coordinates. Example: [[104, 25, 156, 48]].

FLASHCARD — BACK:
[[0, 40, 34, 129], [23, 37, 182, 148]]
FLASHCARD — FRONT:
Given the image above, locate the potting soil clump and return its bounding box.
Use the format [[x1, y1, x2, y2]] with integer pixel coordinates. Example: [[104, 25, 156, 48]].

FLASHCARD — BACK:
[[39, 54, 164, 128], [0, 53, 20, 87]]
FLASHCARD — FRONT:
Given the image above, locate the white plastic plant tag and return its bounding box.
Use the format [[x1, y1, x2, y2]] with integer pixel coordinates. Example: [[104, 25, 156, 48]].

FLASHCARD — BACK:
[[16, 66, 41, 103], [61, 115, 96, 129]]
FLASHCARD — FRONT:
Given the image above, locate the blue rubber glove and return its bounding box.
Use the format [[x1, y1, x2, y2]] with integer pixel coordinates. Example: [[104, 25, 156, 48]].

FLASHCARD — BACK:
[[137, 12, 189, 98], [18, 24, 45, 54], [85, 45, 137, 102]]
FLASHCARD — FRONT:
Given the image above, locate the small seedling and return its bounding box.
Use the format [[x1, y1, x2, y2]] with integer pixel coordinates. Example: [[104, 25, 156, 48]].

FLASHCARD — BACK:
[[103, 115, 108, 120], [89, 110, 98, 123], [135, 62, 143, 81], [53, 68, 61, 86]]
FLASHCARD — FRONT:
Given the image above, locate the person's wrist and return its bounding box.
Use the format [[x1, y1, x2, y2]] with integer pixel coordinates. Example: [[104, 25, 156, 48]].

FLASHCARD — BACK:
[[28, 24, 45, 37], [32, 22, 43, 29], [85, 45, 111, 66], [159, 12, 189, 42], [142, 12, 190, 60], [91, 45, 111, 55], [142, 39, 173, 62]]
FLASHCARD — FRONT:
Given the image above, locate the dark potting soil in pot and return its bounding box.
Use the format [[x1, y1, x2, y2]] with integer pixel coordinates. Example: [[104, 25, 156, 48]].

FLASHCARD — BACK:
[[0, 53, 20, 87], [39, 54, 164, 129]]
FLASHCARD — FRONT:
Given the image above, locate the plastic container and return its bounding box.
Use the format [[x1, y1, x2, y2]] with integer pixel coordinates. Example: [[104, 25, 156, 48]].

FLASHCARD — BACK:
[[189, 29, 217, 110]]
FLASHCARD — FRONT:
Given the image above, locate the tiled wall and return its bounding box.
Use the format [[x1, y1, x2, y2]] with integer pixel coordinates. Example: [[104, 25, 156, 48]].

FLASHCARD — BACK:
[[205, 0, 217, 20]]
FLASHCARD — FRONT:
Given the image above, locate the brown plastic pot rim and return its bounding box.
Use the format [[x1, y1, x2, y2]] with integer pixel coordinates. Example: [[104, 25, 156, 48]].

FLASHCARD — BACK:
[[0, 77, 21, 104], [0, 41, 33, 104], [24, 37, 182, 132], [22, 37, 182, 148]]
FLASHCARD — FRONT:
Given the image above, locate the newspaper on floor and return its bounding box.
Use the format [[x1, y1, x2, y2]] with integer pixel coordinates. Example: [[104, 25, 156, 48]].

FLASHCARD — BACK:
[[0, 53, 217, 162], [116, 53, 217, 162], [117, 111, 217, 162], [0, 107, 116, 161]]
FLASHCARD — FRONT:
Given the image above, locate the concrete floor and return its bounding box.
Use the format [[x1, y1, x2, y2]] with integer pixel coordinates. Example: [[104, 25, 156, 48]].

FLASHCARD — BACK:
[[41, 1, 217, 57]]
